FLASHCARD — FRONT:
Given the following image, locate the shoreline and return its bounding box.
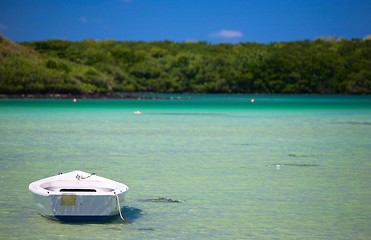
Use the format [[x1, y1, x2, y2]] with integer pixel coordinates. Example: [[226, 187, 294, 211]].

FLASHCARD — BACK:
[[0, 92, 366, 100], [0, 93, 174, 100]]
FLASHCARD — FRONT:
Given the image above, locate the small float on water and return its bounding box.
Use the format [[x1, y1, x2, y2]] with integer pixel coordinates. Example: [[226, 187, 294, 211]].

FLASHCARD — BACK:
[[29, 170, 129, 222]]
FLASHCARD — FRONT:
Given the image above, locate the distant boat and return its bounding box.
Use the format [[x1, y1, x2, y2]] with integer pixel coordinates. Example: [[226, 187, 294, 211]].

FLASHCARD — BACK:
[[29, 170, 129, 222], [133, 110, 142, 115]]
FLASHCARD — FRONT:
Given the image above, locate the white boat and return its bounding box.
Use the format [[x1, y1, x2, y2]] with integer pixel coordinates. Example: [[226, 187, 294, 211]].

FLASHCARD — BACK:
[[29, 170, 129, 222]]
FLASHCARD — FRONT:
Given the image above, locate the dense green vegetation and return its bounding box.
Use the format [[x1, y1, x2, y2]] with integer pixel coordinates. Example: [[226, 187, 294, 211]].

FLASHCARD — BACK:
[[1, 34, 370, 95]]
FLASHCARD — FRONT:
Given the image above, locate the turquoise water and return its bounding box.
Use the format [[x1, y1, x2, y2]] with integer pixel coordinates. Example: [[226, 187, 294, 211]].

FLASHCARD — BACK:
[[0, 95, 370, 239]]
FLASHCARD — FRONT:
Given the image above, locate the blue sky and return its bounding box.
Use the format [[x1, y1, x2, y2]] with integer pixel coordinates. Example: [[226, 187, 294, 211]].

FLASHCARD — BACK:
[[0, 0, 370, 43]]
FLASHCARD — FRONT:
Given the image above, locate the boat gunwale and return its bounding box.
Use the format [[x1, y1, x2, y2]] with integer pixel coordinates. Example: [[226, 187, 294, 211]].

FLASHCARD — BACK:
[[29, 170, 129, 196]]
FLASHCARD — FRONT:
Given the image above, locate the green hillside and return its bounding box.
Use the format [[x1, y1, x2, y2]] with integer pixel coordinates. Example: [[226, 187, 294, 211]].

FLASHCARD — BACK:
[[1, 34, 370, 96]]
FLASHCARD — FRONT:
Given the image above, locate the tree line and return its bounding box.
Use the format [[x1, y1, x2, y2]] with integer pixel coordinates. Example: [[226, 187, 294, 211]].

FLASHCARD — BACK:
[[1, 34, 370, 95]]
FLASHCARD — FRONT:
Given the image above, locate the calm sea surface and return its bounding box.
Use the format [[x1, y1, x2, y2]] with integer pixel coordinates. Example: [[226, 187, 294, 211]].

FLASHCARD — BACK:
[[0, 95, 370, 239]]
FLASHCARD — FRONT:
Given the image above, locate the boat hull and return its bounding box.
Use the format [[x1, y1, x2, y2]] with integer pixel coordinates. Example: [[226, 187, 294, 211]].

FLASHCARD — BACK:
[[32, 193, 126, 221]]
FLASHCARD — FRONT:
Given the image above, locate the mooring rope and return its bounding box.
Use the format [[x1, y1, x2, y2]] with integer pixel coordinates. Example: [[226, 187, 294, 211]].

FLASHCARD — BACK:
[[115, 193, 127, 223], [76, 173, 96, 180]]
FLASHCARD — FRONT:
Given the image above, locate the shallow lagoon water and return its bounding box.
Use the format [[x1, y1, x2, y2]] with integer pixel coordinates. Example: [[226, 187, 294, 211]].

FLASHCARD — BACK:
[[0, 95, 370, 239]]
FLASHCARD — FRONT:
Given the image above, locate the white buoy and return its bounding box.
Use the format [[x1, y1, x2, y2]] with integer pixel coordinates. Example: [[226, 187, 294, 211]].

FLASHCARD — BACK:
[[276, 165, 280, 170], [133, 111, 141, 115]]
